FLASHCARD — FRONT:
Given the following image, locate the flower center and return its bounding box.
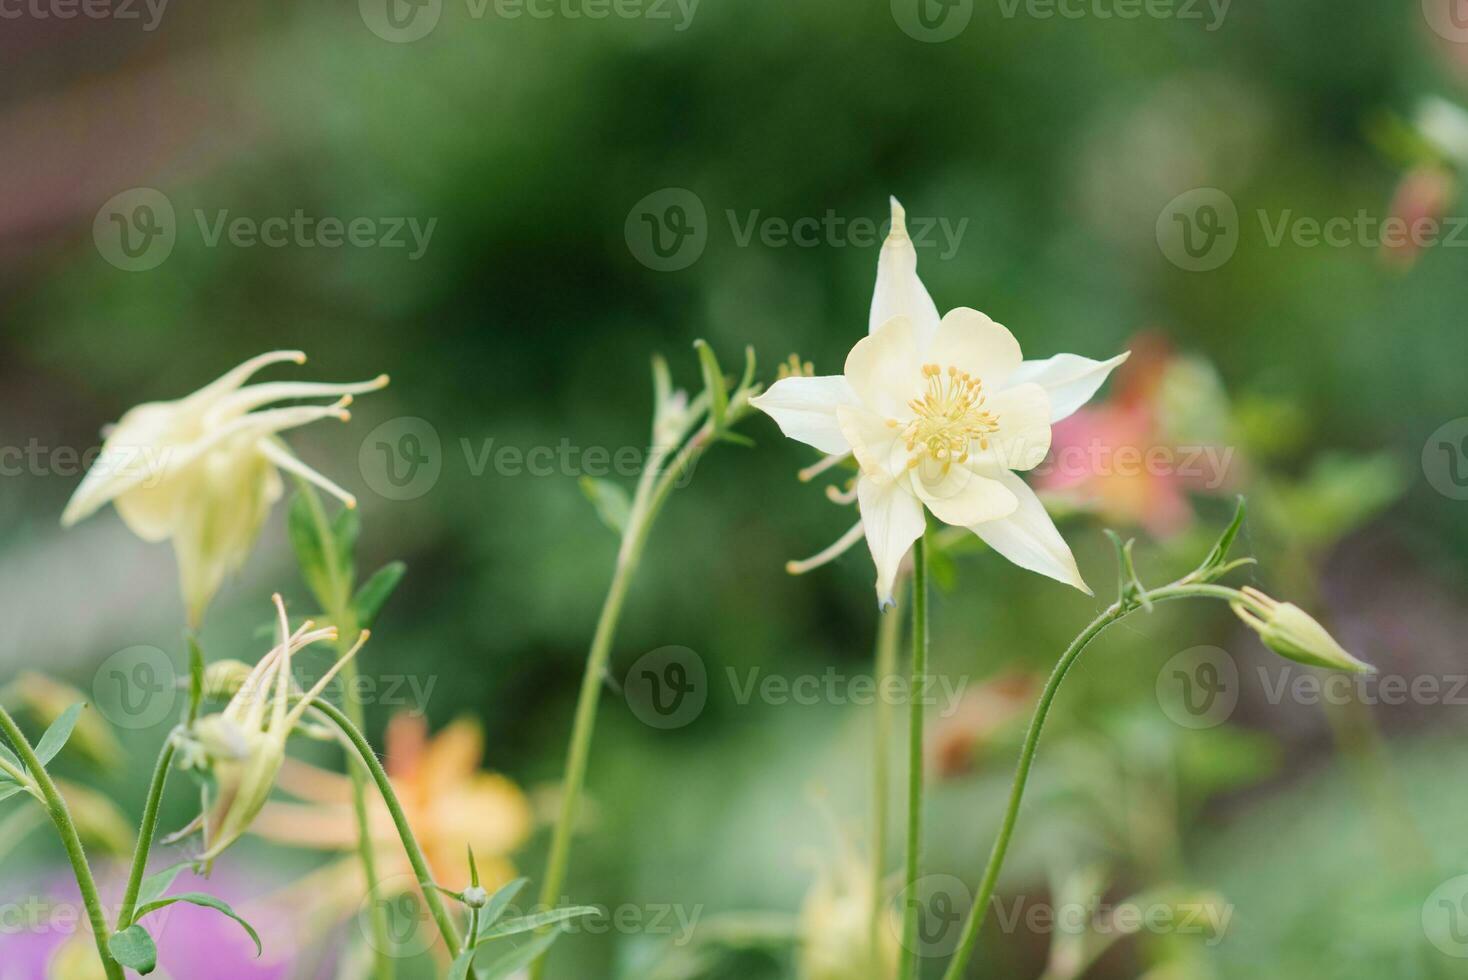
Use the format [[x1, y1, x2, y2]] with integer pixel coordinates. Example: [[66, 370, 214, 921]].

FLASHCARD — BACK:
[[898, 364, 1000, 472]]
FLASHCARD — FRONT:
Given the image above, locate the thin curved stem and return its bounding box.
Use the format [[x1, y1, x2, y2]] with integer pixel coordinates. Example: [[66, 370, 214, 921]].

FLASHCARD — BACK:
[[0, 704, 123, 980], [308, 697, 464, 957], [897, 537, 929, 980], [531, 399, 751, 980], [940, 583, 1247, 980], [116, 739, 177, 928]]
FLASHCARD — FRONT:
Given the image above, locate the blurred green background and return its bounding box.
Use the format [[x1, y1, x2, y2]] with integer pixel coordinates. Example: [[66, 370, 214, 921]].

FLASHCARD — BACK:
[[3, 0, 1468, 977]]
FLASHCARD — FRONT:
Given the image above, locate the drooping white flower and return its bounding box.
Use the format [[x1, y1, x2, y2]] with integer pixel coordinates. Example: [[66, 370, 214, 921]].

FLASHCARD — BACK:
[[176, 594, 369, 868], [61, 351, 387, 624], [751, 199, 1129, 607]]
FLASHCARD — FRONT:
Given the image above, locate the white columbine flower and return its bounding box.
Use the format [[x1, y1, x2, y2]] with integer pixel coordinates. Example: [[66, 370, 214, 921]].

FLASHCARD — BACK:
[[751, 198, 1129, 607], [61, 351, 388, 625]]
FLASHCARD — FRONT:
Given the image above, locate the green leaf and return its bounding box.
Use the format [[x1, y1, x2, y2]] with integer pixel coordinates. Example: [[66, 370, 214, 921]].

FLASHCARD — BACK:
[[332, 505, 361, 582], [34, 702, 84, 766], [737, 344, 757, 392], [652, 354, 673, 413], [693, 340, 729, 430], [354, 562, 407, 629], [135, 893, 262, 956], [0, 742, 22, 773], [1104, 531, 1151, 613], [108, 925, 158, 974], [1193, 496, 1247, 580], [579, 477, 631, 535], [136, 863, 188, 908], [288, 492, 335, 608], [474, 877, 529, 937], [447, 948, 477, 980], [478, 930, 564, 978], [0, 782, 30, 803], [478, 905, 601, 942]]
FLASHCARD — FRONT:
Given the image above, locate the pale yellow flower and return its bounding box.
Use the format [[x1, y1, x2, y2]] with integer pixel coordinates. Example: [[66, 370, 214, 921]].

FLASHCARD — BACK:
[[61, 351, 387, 624], [752, 199, 1128, 606]]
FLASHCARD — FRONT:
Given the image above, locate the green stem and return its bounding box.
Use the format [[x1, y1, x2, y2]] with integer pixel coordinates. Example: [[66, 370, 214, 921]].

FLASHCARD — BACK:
[[897, 538, 929, 980], [310, 697, 464, 956], [116, 740, 177, 929], [298, 482, 394, 976], [532, 402, 750, 980], [939, 582, 1247, 980], [0, 704, 123, 980], [871, 585, 903, 977]]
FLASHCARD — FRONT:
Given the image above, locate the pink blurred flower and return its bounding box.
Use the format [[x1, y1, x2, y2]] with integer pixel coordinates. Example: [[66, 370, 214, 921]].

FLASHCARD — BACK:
[[1034, 334, 1233, 537], [1383, 165, 1457, 268]]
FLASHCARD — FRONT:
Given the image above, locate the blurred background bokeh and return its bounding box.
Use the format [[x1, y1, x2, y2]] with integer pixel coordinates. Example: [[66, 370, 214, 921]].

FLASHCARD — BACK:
[[3, 0, 1468, 976]]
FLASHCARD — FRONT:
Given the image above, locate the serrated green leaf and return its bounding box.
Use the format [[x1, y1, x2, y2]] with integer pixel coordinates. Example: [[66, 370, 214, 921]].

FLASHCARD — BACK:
[[108, 925, 158, 973], [474, 878, 529, 937], [135, 893, 262, 956], [136, 863, 188, 909], [579, 477, 631, 535], [478, 930, 564, 978], [34, 702, 84, 766], [693, 340, 728, 430], [354, 562, 406, 629], [478, 905, 600, 942], [288, 492, 335, 608]]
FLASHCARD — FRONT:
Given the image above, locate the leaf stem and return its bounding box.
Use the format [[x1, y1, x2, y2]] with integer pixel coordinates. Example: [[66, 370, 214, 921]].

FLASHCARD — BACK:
[[532, 394, 753, 980], [939, 582, 1247, 980], [897, 537, 929, 980], [0, 704, 123, 980], [309, 697, 464, 956], [116, 739, 177, 929], [871, 583, 903, 977]]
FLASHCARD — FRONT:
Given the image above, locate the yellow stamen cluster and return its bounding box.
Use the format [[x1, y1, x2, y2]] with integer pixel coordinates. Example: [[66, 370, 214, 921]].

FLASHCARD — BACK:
[[898, 364, 1000, 472], [778, 353, 816, 380]]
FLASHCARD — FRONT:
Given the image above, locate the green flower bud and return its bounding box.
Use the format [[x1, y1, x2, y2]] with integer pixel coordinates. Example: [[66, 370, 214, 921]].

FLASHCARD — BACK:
[[1232, 587, 1374, 674]]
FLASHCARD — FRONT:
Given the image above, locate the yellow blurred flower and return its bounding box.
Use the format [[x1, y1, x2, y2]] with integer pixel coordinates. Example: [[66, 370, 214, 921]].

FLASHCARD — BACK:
[[60, 351, 387, 625], [253, 711, 532, 892]]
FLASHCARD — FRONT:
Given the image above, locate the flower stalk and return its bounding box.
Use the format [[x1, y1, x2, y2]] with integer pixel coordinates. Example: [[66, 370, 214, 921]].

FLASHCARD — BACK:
[[938, 577, 1360, 980], [896, 537, 929, 980], [870, 581, 903, 975], [531, 350, 759, 980], [0, 703, 123, 980]]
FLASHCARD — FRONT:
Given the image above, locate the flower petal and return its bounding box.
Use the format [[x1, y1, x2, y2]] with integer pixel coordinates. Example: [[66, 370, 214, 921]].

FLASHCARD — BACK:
[[1004, 351, 1130, 423], [910, 465, 1017, 528], [870, 197, 941, 346], [837, 404, 908, 483], [845, 315, 922, 419], [968, 469, 1090, 593], [857, 475, 927, 609], [925, 308, 1023, 387], [749, 375, 860, 455], [968, 382, 1052, 472]]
